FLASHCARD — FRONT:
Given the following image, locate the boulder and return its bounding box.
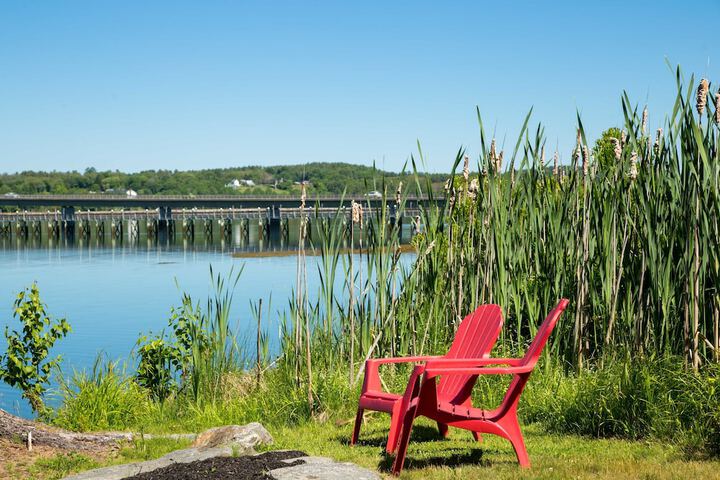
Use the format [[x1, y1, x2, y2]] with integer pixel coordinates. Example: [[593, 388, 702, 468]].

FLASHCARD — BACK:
[[192, 422, 273, 449], [269, 457, 381, 480]]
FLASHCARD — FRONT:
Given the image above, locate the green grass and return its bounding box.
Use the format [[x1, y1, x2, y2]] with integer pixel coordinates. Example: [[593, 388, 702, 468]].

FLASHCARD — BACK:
[[268, 417, 720, 479]]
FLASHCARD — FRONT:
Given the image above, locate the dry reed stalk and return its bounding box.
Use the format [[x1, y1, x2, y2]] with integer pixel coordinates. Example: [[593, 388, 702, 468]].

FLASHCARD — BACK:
[[348, 201, 360, 383], [256, 298, 262, 386], [642, 106, 648, 135], [462, 154, 470, 182], [553, 151, 559, 177], [582, 145, 589, 178], [540, 146, 545, 168]]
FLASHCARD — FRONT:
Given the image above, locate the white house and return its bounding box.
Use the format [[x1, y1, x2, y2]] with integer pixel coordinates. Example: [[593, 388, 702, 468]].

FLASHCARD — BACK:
[[226, 179, 255, 188], [125, 189, 138, 197]]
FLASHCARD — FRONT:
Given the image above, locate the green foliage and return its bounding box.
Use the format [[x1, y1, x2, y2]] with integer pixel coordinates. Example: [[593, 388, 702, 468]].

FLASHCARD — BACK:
[[592, 127, 622, 171], [0, 162, 447, 197], [134, 267, 243, 403], [53, 355, 150, 432], [0, 283, 70, 413], [134, 336, 182, 402]]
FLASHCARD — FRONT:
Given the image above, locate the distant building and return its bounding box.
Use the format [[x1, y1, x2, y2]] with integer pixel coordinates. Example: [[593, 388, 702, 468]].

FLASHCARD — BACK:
[[125, 189, 138, 197], [226, 179, 255, 188]]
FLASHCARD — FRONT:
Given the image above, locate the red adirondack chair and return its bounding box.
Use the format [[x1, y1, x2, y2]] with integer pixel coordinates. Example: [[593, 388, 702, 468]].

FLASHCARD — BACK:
[[351, 304, 504, 455], [387, 298, 569, 475]]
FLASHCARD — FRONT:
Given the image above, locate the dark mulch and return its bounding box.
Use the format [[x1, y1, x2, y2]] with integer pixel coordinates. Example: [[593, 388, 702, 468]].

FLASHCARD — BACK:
[[125, 450, 308, 480]]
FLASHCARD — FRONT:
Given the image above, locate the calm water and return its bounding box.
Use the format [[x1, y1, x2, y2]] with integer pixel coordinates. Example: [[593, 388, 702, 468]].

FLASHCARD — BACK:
[[0, 237, 314, 418]]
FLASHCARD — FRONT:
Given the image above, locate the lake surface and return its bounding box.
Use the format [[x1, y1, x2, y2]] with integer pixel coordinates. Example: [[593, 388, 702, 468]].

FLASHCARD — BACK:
[[0, 234, 331, 418]]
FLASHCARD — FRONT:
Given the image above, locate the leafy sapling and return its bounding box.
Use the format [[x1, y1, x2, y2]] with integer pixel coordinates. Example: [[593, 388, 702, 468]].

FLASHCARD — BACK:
[[0, 283, 71, 414]]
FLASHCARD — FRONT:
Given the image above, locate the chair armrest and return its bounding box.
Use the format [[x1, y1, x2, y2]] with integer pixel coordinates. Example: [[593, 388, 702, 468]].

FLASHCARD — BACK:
[[424, 364, 533, 377], [361, 356, 440, 394], [368, 355, 442, 366], [424, 357, 523, 368]]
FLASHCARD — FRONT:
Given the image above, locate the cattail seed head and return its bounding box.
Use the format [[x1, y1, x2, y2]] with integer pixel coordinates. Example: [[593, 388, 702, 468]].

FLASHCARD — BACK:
[[642, 107, 648, 135], [300, 183, 307, 209], [716, 89, 720, 123], [351, 201, 363, 228], [395, 181, 402, 205], [582, 145, 589, 177], [540, 146, 546, 167], [697, 78, 709, 116], [468, 178, 479, 199], [629, 151, 638, 180], [462, 154, 470, 181], [496, 151, 503, 173], [553, 151, 559, 177], [654, 128, 663, 154], [576, 129, 582, 147], [611, 138, 622, 161], [621, 129, 627, 147]]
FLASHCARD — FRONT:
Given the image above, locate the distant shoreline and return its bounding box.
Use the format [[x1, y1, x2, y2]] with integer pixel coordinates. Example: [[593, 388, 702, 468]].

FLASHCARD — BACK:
[[231, 243, 416, 258]]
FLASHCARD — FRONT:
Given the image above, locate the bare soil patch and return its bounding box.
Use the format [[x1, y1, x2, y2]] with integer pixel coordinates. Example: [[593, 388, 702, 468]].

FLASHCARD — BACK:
[[124, 450, 307, 480]]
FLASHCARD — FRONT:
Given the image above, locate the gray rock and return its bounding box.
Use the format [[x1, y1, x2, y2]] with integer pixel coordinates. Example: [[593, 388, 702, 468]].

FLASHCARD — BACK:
[[192, 422, 273, 449], [281, 455, 334, 464], [269, 457, 381, 480], [61, 421, 275, 480]]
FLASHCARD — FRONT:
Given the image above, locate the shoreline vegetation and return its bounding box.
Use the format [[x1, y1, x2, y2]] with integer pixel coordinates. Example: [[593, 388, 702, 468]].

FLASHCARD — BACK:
[[2, 69, 720, 478], [0, 162, 447, 198]]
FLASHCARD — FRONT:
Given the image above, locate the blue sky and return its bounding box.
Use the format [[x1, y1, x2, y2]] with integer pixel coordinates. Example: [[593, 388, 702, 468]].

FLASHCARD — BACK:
[[0, 1, 716, 174]]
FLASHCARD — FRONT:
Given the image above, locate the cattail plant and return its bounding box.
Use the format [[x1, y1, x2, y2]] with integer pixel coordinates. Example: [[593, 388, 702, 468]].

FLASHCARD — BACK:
[[629, 150, 638, 180], [611, 138, 622, 161], [697, 78, 709, 119]]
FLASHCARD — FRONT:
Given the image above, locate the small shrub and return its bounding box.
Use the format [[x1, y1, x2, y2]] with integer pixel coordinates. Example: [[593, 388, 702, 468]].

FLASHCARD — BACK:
[[0, 283, 71, 413]]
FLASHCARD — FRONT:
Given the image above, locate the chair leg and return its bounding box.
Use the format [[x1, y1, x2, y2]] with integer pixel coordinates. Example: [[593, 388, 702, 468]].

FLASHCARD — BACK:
[[391, 408, 418, 475], [471, 431, 483, 443], [386, 405, 402, 454], [437, 422, 449, 438], [502, 414, 530, 467], [350, 408, 364, 446]]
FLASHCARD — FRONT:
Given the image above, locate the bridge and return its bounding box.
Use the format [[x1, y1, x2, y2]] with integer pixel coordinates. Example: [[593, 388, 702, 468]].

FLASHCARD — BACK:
[[0, 194, 431, 243], [0, 194, 433, 210]]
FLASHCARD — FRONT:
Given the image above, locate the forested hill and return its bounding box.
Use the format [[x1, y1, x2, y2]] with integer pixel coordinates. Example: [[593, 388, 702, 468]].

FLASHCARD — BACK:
[[0, 163, 447, 196]]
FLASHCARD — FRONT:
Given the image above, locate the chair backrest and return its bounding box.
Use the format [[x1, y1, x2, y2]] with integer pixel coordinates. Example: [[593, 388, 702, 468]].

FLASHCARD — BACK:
[[520, 298, 570, 368], [495, 298, 569, 415], [437, 304, 503, 403]]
